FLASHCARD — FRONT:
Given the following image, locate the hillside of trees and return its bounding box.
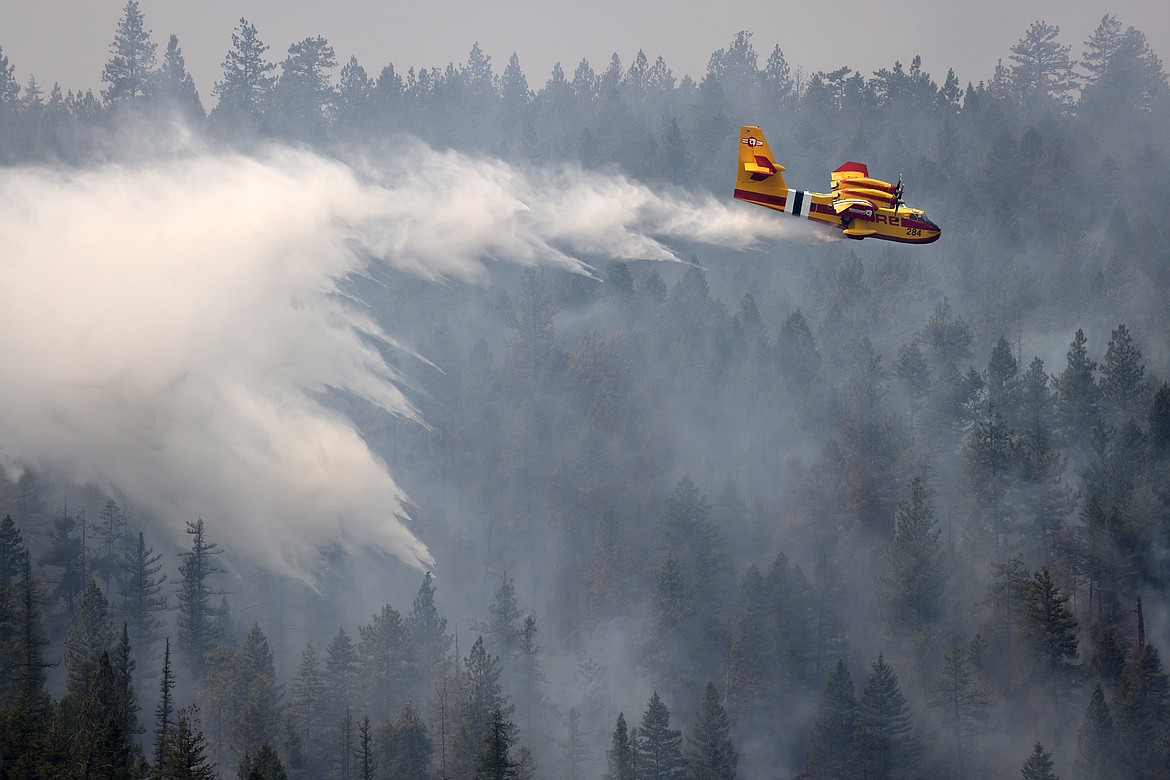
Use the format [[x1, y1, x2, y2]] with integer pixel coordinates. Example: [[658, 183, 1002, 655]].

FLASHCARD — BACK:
[[2, 2, 1170, 778]]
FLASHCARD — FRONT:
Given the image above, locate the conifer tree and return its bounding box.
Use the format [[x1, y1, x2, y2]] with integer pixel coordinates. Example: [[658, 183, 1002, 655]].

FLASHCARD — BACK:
[[454, 636, 512, 777], [1021, 567, 1079, 703], [156, 34, 204, 118], [355, 714, 375, 780], [325, 625, 358, 726], [927, 645, 990, 778], [379, 699, 432, 779], [605, 712, 637, 780], [119, 531, 167, 675], [176, 518, 224, 679], [357, 602, 407, 721], [155, 636, 176, 771], [477, 708, 520, 780], [806, 659, 858, 777], [1020, 741, 1057, 780], [291, 643, 328, 773], [64, 580, 117, 702], [405, 571, 452, 696], [101, 0, 157, 103], [238, 742, 288, 779], [236, 624, 280, 760], [1053, 328, 1100, 444], [564, 707, 594, 780], [164, 705, 217, 780], [0, 515, 25, 588], [212, 18, 276, 124], [1101, 323, 1146, 421], [1008, 20, 1076, 104], [636, 691, 685, 780], [684, 682, 737, 780], [1075, 682, 1117, 780], [1114, 644, 1170, 778], [856, 655, 920, 780], [880, 477, 946, 643]]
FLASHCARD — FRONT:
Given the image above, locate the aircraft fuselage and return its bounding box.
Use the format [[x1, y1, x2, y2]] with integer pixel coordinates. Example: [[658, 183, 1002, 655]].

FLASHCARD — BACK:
[[732, 186, 941, 244]]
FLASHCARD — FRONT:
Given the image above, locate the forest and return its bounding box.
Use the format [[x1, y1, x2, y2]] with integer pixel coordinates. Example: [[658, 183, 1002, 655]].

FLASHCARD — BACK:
[[1, 2, 1170, 778]]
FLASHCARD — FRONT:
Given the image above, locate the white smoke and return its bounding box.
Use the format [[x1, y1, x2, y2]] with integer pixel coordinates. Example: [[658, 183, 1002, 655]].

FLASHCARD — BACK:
[[0, 140, 800, 580]]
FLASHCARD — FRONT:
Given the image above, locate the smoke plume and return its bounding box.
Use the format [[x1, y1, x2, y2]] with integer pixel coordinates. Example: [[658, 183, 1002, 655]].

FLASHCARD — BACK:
[[0, 139, 800, 580]]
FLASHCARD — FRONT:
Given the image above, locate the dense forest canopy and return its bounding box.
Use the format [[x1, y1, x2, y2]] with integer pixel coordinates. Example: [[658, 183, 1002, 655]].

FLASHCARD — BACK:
[[2, 3, 1170, 778]]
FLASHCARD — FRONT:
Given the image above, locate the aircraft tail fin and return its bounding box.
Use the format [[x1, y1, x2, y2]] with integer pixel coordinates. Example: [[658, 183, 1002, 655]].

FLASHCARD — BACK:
[[735, 126, 788, 207]]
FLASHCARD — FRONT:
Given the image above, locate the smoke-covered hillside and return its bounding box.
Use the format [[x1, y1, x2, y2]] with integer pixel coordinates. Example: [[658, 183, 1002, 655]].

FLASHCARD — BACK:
[[1, 5, 1169, 779]]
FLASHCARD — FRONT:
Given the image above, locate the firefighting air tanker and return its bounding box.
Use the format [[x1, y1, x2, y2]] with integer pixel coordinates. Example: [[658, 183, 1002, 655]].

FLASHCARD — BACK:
[[733, 125, 941, 244]]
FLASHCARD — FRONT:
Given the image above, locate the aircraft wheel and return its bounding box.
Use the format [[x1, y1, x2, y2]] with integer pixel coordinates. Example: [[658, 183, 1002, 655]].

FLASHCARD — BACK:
[[841, 216, 852, 226]]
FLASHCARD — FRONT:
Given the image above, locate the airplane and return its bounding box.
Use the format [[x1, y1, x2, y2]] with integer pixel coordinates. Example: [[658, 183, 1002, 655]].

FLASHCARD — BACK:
[[733, 125, 941, 244]]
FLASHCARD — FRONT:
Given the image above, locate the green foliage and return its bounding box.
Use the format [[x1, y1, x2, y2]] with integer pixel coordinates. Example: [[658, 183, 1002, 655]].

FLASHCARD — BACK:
[[880, 477, 946, 644], [856, 655, 920, 780], [636, 691, 685, 780], [101, 0, 157, 104], [805, 659, 857, 777], [1075, 683, 1117, 780], [1020, 740, 1057, 780], [175, 518, 224, 678], [684, 682, 737, 780], [379, 699, 432, 780], [605, 711, 637, 780]]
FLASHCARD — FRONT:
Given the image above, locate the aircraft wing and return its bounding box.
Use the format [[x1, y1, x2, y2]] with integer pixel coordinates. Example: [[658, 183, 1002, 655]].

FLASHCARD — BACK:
[[831, 162, 899, 208]]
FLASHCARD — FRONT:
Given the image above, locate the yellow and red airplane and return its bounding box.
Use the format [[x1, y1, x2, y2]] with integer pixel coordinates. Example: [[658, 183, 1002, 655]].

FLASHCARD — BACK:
[[733, 125, 940, 244]]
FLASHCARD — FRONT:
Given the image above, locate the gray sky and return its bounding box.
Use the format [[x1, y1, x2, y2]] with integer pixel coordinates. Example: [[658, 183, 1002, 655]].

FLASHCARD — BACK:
[[1, 1, 1166, 103]]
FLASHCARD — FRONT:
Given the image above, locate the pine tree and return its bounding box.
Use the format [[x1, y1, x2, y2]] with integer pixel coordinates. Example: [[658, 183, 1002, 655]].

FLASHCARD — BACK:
[[0, 515, 25, 588], [927, 645, 990, 778], [119, 531, 167, 676], [1053, 328, 1100, 444], [405, 571, 451, 697], [1020, 741, 1058, 780], [1101, 323, 1146, 422], [236, 624, 280, 759], [1075, 683, 1117, 780], [357, 602, 407, 721], [64, 580, 117, 702], [454, 637, 512, 777], [164, 705, 217, 780], [238, 742, 288, 779], [325, 625, 358, 727], [155, 34, 204, 118], [477, 708, 519, 779], [1021, 567, 1079, 704], [176, 518, 224, 679], [564, 707, 594, 780], [101, 0, 157, 103], [1008, 20, 1076, 104], [272, 35, 337, 139], [212, 18, 276, 124], [1114, 644, 1170, 778], [805, 659, 858, 777], [605, 712, 637, 780], [290, 643, 328, 774], [355, 715, 375, 780], [155, 637, 176, 771], [636, 691, 685, 780], [379, 699, 432, 779], [91, 499, 127, 593], [880, 477, 946, 643], [684, 682, 737, 780], [856, 655, 920, 780]]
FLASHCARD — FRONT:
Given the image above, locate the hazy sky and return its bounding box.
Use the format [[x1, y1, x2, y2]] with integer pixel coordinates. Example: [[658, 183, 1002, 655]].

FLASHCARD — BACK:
[[1, 1, 1166, 104]]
